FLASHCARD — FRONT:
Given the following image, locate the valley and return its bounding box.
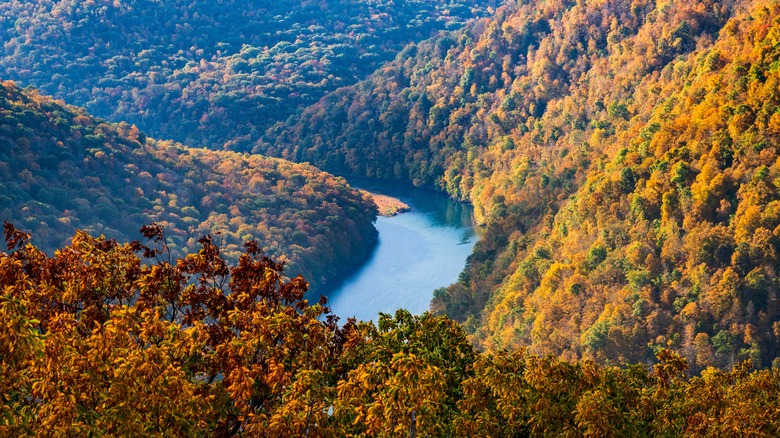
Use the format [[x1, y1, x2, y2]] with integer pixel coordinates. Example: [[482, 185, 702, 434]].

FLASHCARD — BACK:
[[263, 0, 780, 371], [4, 0, 780, 435]]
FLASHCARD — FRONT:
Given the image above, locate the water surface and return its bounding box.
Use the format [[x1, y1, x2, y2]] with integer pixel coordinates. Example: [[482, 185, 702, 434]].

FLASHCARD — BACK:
[[313, 178, 478, 322]]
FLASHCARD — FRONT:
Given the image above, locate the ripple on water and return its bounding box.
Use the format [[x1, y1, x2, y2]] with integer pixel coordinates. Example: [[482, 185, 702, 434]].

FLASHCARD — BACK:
[[311, 179, 479, 323]]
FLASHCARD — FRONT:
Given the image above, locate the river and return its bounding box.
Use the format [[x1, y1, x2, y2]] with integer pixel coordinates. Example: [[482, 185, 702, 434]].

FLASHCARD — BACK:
[[312, 178, 479, 323]]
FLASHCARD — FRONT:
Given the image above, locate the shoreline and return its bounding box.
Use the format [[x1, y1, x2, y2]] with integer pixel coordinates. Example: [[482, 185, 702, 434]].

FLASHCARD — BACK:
[[360, 190, 411, 217]]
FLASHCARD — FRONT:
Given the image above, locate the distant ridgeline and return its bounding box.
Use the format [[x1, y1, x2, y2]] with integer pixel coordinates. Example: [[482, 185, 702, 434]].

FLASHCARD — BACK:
[[261, 0, 780, 370], [0, 81, 377, 289], [0, 0, 498, 151]]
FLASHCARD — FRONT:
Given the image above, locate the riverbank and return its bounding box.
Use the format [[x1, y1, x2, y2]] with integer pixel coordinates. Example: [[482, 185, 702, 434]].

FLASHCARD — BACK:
[[361, 190, 411, 216]]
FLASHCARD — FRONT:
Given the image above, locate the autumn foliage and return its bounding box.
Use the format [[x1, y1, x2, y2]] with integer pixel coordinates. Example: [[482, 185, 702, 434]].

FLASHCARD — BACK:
[[2, 225, 780, 436], [0, 0, 498, 151], [262, 0, 780, 370], [0, 80, 377, 289]]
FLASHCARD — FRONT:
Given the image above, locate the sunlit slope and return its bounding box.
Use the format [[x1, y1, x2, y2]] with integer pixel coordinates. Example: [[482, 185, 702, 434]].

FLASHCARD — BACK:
[[262, 0, 780, 369], [474, 3, 780, 369]]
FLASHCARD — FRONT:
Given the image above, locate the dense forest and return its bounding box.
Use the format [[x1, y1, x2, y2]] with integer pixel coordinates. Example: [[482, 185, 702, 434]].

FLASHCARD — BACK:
[[0, 80, 377, 289], [260, 0, 780, 371], [0, 0, 498, 150], [2, 228, 779, 436], [5, 0, 780, 433]]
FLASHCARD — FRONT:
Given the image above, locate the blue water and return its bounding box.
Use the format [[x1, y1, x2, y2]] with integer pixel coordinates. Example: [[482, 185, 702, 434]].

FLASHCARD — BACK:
[[313, 178, 478, 323]]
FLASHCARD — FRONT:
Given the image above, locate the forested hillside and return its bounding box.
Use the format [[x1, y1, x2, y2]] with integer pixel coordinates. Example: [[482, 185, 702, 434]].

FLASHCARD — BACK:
[[2, 228, 779, 436], [0, 0, 498, 150], [0, 80, 377, 288], [261, 0, 780, 370]]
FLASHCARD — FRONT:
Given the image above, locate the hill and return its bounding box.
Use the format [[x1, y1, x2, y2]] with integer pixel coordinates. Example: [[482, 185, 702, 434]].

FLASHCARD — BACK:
[[0, 0, 498, 151], [260, 0, 780, 370], [0, 80, 377, 289]]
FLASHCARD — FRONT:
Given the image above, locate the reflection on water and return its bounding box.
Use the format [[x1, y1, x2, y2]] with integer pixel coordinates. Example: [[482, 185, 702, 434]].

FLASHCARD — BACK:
[[311, 177, 479, 323]]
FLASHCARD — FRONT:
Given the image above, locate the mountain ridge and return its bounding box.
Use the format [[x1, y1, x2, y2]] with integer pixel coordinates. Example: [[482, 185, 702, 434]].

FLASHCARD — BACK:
[[0, 80, 377, 289], [0, 0, 498, 151]]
